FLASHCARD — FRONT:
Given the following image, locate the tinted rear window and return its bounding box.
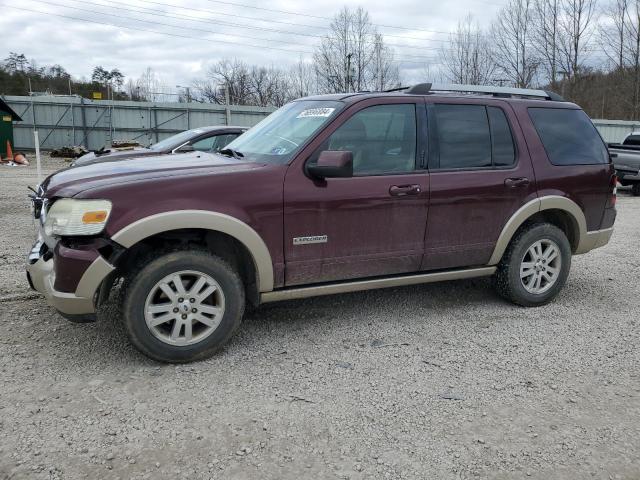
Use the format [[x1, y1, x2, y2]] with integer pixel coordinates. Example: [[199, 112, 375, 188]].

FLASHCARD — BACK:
[[434, 104, 492, 169], [528, 108, 608, 165], [488, 107, 516, 167]]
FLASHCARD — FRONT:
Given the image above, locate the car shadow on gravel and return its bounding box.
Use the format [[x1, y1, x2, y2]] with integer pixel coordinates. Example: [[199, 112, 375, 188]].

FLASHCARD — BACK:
[[29, 278, 510, 366], [244, 277, 507, 326]]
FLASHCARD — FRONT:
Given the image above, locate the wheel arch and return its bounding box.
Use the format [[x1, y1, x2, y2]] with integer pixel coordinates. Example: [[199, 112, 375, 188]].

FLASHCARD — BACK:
[[488, 196, 587, 265], [110, 211, 274, 293]]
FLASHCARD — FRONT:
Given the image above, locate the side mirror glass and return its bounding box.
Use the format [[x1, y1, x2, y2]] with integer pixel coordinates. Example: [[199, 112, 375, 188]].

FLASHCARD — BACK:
[[307, 151, 353, 179]]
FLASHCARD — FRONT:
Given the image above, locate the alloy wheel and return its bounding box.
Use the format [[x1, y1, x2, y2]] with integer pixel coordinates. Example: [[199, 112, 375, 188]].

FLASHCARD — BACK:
[[519, 239, 562, 294], [143, 270, 225, 346]]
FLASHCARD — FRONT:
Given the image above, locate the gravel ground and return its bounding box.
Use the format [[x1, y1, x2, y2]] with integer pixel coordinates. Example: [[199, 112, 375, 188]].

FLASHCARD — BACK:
[[0, 155, 639, 480]]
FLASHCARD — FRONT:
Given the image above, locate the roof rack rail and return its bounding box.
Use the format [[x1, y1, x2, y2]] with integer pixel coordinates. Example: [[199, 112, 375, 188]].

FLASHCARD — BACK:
[[399, 83, 565, 101]]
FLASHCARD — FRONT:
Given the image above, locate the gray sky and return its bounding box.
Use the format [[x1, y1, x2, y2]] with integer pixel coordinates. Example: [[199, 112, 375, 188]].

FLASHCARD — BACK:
[[0, 0, 506, 91]]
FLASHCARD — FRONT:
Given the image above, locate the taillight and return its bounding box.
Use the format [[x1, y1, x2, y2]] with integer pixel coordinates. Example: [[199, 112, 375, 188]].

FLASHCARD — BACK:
[[607, 175, 617, 208]]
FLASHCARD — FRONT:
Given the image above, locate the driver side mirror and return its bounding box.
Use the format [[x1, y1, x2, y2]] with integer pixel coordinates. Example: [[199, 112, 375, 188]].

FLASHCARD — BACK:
[[174, 144, 195, 153], [307, 151, 353, 179]]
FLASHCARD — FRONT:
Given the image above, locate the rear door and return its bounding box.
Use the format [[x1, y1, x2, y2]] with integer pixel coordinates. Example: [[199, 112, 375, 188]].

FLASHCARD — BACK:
[[283, 98, 430, 286], [422, 99, 537, 270]]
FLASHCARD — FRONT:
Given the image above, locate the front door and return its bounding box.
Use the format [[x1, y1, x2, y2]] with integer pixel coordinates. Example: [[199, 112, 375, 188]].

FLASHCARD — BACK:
[[283, 99, 429, 286], [422, 99, 537, 270]]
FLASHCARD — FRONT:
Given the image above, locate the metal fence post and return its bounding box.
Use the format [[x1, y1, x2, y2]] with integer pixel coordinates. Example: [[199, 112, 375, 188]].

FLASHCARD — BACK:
[[80, 97, 87, 148], [225, 86, 231, 125], [153, 106, 159, 142]]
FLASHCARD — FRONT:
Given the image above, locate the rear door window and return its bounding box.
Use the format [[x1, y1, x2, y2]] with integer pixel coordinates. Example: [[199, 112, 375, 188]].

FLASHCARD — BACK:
[[528, 108, 609, 165], [433, 104, 492, 169], [488, 107, 516, 167]]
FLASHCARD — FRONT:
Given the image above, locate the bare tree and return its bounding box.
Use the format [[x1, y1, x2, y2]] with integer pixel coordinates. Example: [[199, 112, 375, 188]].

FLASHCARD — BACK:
[[440, 15, 496, 85], [370, 34, 400, 90], [491, 0, 539, 87], [313, 6, 395, 93], [248, 65, 292, 107], [192, 59, 294, 106], [599, 0, 629, 69], [193, 59, 253, 105], [532, 0, 561, 86], [622, 0, 640, 117], [558, 0, 598, 79], [289, 58, 317, 98], [134, 67, 163, 102]]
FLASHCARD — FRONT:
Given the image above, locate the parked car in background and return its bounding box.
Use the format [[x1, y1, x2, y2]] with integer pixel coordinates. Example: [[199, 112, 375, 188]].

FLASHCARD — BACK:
[[72, 126, 247, 166], [27, 83, 616, 363], [608, 132, 640, 196]]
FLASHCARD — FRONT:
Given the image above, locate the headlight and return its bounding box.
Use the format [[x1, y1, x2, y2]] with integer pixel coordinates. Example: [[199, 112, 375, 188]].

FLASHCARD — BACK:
[[44, 199, 112, 236]]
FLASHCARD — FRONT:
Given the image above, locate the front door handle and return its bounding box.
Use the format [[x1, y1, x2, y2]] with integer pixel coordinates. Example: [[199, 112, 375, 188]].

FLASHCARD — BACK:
[[389, 184, 422, 196], [504, 177, 530, 188]]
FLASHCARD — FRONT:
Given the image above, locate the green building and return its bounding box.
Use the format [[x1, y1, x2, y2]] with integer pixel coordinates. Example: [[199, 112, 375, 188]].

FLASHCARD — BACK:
[[0, 98, 22, 158]]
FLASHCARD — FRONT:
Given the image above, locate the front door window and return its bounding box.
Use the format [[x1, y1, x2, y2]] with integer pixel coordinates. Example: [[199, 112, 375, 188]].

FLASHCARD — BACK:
[[310, 104, 417, 175]]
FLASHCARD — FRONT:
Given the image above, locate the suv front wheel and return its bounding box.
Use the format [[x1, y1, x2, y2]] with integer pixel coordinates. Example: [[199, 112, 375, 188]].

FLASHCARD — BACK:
[[493, 223, 571, 307], [122, 250, 245, 362]]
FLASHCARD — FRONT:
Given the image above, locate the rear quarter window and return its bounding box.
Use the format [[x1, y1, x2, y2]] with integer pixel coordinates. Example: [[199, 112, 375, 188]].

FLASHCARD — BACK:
[[528, 108, 609, 165]]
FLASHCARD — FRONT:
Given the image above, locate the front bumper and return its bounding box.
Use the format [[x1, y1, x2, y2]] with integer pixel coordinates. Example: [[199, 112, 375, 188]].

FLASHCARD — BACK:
[[26, 243, 115, 316]]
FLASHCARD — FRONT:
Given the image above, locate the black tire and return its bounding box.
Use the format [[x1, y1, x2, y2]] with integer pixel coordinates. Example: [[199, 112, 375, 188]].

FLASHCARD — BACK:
[[632, 183, 640, 197], [492, 223, 571, 307], [122, 249, 245, 363]]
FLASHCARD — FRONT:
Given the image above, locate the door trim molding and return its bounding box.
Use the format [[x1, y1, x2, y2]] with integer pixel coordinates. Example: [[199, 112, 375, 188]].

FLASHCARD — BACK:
[[260, 266, 495, 303]]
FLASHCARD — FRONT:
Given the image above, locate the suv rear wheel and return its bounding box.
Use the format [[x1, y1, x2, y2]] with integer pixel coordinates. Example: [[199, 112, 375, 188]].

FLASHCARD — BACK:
[[493, 223, 571, 307], [632, 183, 640, 196], [122, 250, 245, 362]]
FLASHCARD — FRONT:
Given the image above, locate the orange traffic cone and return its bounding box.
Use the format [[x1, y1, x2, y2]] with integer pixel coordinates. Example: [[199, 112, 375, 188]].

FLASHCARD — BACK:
[[6, 141, 13, 161]]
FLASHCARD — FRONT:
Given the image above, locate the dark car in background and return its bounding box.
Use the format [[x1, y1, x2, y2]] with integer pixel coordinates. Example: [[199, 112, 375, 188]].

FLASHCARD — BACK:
[[72, 126, 247, 166]]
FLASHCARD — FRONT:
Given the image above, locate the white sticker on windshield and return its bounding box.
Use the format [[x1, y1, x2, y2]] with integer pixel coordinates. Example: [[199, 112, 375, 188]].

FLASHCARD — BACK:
[[296, 108, 335, 118]]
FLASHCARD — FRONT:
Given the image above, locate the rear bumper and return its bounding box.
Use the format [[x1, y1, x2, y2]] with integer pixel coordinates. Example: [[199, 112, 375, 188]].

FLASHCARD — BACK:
[[574, 227, 614, 255], [26, 250, 114, 316]]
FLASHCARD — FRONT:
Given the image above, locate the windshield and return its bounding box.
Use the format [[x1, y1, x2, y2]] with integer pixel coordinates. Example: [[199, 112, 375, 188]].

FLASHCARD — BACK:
[[150, 128, 206, 151], [223, 100, 343, 164]]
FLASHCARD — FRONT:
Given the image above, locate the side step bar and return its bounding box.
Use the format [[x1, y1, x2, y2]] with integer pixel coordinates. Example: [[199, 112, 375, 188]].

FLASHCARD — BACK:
[[260, 266, 496, 303]]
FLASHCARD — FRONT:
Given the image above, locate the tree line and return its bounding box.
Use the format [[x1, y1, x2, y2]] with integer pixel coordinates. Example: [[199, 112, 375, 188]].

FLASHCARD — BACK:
[[440, 0, 640, 119], [3, 3, 640, 119]]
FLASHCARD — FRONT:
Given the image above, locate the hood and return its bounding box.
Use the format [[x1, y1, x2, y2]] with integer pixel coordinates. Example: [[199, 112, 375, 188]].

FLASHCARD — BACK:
[[72, 147, 155, 166], [42, 151, 258, 198]]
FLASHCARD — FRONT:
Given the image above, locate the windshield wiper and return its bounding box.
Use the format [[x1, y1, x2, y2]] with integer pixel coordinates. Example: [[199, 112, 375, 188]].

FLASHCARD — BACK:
[[218, 148, 244, 159]]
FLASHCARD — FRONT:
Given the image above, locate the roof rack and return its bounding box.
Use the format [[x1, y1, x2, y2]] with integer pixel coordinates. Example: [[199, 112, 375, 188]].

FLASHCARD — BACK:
[[387, 83, 565, 101]]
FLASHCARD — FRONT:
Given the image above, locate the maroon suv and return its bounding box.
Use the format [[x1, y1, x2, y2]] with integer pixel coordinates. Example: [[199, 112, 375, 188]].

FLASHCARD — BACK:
[[27, 83, 616, 362]]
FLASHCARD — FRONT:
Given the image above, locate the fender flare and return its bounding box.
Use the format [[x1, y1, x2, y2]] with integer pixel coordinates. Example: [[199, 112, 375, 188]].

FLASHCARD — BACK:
[[110, 210, 274, 292], [487, 195, 588, 265]]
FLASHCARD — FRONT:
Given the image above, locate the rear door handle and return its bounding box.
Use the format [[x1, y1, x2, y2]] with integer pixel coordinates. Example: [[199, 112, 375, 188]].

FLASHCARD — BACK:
[[389, 184, 422, 196], [504, 177, 530, 188]]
